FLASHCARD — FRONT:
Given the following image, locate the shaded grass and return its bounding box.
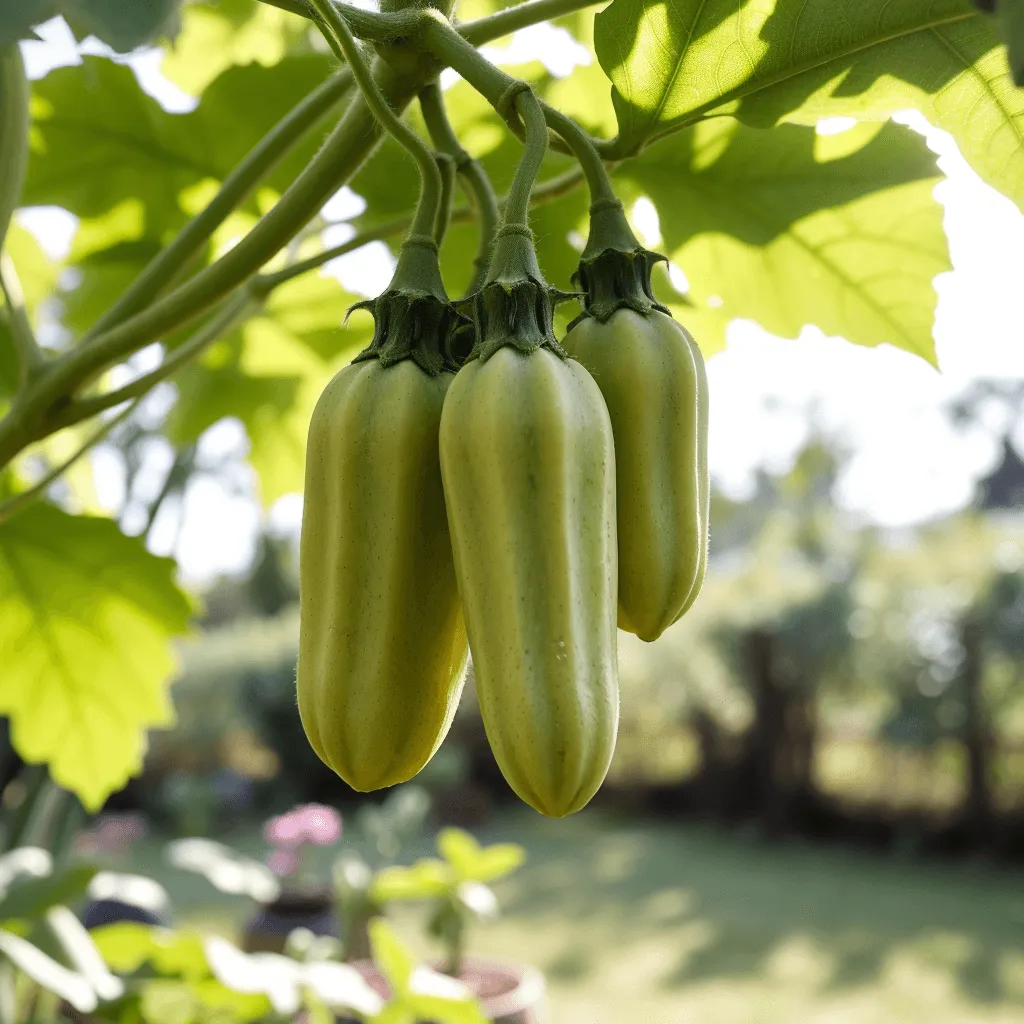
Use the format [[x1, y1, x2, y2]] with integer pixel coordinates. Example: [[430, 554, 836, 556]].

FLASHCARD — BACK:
[[127, 811, 1024, 1024]]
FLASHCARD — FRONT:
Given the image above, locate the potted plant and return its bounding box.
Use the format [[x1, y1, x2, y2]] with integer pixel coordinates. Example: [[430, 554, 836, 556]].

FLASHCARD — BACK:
[[242, 803, 343, 954], [355, 829, 545, 1024]]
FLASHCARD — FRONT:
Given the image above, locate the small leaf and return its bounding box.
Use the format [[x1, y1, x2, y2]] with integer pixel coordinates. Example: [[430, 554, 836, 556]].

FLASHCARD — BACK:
[[140, 979, 196, 1024], [368, 920, 414, 997], [370, 861, 451, 904], [468, 845, 525, 884], [90, 922, 159, 973], [436, 829, 481, 879]]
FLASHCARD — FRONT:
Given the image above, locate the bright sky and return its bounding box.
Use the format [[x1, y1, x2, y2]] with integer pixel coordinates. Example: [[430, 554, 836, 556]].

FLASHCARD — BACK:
[[17, 18, 1024, 584]]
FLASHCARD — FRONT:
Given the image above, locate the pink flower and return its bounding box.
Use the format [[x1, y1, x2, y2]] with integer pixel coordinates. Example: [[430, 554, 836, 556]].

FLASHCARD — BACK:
[[264, 811, 305, 848], [297, 804, 342, 846], [268, 848, 301, 877]]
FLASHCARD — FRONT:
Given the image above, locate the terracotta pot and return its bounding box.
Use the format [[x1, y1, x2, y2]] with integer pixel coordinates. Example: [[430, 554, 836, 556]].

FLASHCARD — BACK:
[[343, 956, 545, 1024], [241, 887, 338, 954]]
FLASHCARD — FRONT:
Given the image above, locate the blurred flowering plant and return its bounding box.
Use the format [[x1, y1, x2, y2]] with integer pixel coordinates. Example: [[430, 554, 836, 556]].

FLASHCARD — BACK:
[[263, 804, 343, 886]]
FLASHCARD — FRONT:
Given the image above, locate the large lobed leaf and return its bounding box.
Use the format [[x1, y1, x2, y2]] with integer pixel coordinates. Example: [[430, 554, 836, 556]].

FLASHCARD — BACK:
[[0, 504, 192, 809], [595, 0, 1024, 211], [616, 119, 949, 360]]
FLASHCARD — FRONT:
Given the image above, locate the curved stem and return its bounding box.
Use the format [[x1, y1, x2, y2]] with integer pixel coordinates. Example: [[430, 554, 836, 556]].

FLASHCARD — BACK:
[[434, 153, 457, 246], [310, 0, 441, 240], [91, 70, 353, 336], [420, 83, 500, 292], [0, 399, 140, 527], [256, 164, 583, 290], [541, 105, 618, 206], [502, 89, 548, 229]]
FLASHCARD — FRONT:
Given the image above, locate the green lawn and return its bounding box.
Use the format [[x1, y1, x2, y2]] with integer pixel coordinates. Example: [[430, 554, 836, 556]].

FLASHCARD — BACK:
[[131, 811, 1024, 1024]]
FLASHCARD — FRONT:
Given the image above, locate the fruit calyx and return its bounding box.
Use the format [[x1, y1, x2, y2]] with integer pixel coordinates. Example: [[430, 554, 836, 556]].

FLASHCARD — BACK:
[[352, 235, 467, 375], [572, 198, 670, 326], [468, 225, 576, 363]]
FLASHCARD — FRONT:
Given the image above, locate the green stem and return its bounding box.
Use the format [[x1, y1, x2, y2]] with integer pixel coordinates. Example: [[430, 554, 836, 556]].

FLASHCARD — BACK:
[[91, 71, 353, 336], [0, 253, 42, 384], [51, 294, 256, 433], [256, 164, 582, 290], [420, 82, 499, 292], [434, 152, 457, 245], [256, 0, 604, 45], [541, 105, 618, 206], [311, 0, 441, 241], [459, 0, 603, 44], [502, 89, 547, 230], [0, 399, 140, 527]]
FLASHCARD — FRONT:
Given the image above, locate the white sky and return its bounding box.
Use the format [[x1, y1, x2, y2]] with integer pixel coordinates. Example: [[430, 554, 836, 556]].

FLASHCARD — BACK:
[[16, 19, 1024, 585]]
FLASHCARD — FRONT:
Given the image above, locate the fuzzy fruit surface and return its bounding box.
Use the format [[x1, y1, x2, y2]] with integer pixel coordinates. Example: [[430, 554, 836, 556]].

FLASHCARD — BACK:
[[564, 308, 709, 642], [298, 359, 467, 792], [439, 346, 619, 818]]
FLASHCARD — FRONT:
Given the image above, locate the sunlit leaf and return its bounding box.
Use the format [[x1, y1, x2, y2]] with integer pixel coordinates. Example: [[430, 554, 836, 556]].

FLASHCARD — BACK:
[[368, 920, 415, 996], [595, 0, 1024, 210], [616, 119, 949, 360], [370, 860, 451, 903], [161, 0, 315, 95], [0, 505, 192, 809]]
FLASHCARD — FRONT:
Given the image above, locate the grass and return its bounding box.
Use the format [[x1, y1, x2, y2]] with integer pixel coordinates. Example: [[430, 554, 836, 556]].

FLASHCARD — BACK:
[[127, 811, 1024, 1024]]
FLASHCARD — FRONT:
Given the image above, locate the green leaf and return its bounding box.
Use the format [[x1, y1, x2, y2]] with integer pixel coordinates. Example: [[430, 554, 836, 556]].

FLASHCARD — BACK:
[[140, 979, 196, 1024], [0, 0, 181, 50], [90, 923, 159, 973], [161, 0, 313, 95], [0, 865, 97, 923], [0, 505, 192, 810], [595, 0, 1024, 210], [370, 860, 450, 903], [996, 0, 1024, 84], [26, 53, 335, 236], [437, 829, 524, 883], [436, 829, 480, 878], [617, 119, 949, 360], [368, 920, 414, 997], [404, 993, 487, 1024]]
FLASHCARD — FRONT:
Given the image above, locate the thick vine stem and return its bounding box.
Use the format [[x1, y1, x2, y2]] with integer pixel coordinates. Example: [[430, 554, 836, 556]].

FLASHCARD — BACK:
[[419, 82, 499, 293], [91, 70, 353, 337], [51, 293, 258, 433]]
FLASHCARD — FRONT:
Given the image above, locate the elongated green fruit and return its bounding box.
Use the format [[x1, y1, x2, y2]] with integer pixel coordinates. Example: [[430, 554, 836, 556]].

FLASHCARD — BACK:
[[298, 359, 468, 792], [440, 346, 619, 818], [564, 308, 709, 641], [0, 45, 29, 251]]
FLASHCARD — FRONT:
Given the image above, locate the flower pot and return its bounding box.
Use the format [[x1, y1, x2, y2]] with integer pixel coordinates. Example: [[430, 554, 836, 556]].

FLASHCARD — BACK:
[[241, 886, 339, 954], [345, 956, 546, 1023]]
